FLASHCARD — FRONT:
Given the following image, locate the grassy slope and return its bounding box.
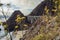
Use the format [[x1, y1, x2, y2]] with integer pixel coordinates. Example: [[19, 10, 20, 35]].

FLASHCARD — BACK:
[[30, 0, 60, 40]]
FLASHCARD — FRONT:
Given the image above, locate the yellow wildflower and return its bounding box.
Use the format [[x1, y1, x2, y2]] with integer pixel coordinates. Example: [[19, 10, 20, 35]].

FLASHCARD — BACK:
[[15, 26, 19, 29], [15, 17, 22, 23], [23, 24, 28, 27], [55, 1, 58, 4], [4, 25, 7, 28], [52, 9, 57, 12], [44, 6, 48, 11], [21, 17, 25, 19], [58, 5, 60, 9]]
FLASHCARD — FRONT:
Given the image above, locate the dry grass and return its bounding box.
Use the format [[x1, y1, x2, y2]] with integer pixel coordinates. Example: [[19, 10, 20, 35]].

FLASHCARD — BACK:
[[30, 15, 60, 40]]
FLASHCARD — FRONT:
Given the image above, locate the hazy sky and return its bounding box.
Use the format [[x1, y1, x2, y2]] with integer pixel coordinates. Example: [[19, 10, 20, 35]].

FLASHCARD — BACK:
[[0, 0, 44, 16]]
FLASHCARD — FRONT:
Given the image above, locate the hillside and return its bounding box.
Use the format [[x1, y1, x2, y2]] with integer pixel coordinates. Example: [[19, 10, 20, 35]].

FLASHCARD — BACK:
[[29, 0, 57, 16], [22, 0, 60, 40], [1, 0, 60, 40], [6, 10, 31, 32]]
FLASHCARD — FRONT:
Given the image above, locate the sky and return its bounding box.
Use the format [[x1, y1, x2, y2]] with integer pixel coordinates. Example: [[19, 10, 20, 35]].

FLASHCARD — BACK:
[[0, 0, 44, 38], [0, 0, 44, 16], [0, 0, 44, 22]]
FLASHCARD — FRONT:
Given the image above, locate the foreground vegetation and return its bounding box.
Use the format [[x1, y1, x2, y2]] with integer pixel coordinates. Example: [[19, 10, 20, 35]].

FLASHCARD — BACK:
[[30, 15, 60, 40]]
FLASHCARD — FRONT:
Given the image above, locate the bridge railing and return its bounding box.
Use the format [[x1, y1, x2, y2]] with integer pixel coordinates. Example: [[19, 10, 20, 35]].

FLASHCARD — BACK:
[[26, 16, 41, 24]]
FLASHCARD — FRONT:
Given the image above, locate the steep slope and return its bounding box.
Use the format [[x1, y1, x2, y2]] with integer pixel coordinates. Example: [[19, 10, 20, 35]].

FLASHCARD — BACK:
[[6, 10, 30, 32], [6, 10, 24, 32], [22, 15, 60, 40], [29, 0, 57, 16], [22, 0, 60, 40]]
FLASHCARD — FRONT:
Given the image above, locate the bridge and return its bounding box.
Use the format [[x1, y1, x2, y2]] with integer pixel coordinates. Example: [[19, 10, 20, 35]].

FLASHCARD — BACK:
[[26, 16, 41, 24]]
